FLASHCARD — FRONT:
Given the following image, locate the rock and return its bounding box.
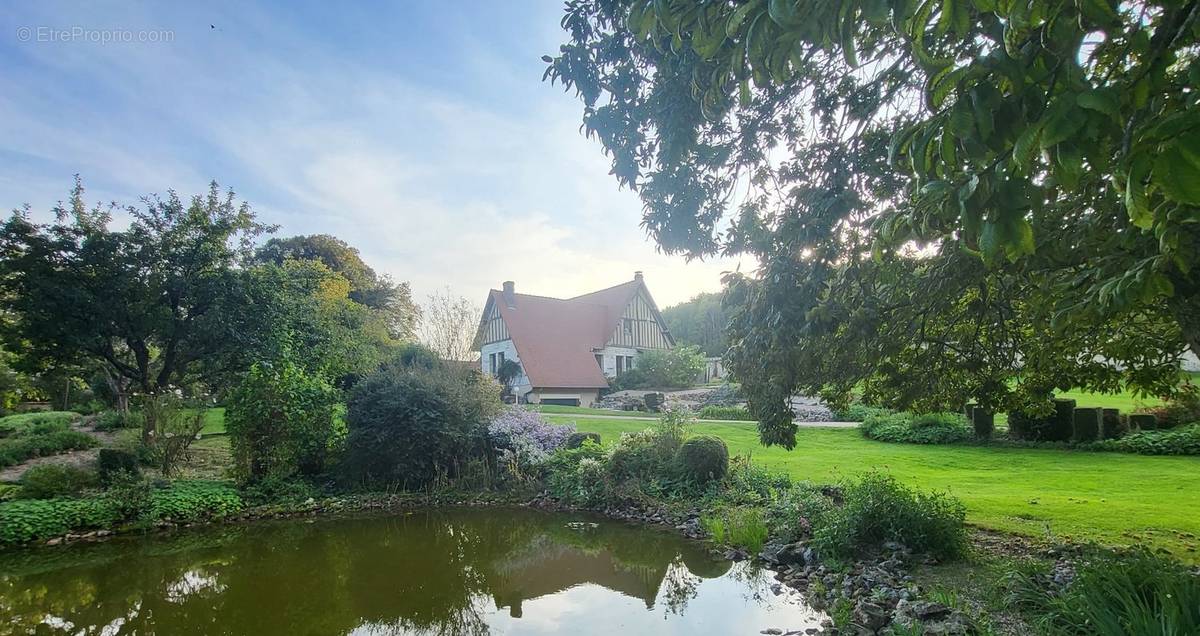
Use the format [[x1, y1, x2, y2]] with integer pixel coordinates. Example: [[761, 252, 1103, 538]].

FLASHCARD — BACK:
[[761, 629, 783, 635], [922, 611, 973, 635], [910, 601, 952, 620], [776, 542, 808, 566], [852, 600, 889, 632], [46, 537, 62, 546]]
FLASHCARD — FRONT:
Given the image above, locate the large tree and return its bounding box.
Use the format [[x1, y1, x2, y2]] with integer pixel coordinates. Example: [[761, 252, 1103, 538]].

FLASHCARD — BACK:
[[546, 0, 1199, 447], [255, 234, 419, 340], [0, 179, 268, 399], [662, 292, 728, 356]]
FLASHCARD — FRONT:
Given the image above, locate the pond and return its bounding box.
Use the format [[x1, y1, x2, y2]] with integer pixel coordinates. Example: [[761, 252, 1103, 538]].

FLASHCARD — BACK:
[[0, 507, 824, 635]]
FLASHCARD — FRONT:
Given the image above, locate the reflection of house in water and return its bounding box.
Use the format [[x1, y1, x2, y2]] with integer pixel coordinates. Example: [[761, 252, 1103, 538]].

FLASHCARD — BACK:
[[484, 532, 728, 618]]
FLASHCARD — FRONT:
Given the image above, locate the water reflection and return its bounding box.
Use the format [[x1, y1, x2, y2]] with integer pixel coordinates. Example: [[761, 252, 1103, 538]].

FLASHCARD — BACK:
[[0, 507, 821, 635]]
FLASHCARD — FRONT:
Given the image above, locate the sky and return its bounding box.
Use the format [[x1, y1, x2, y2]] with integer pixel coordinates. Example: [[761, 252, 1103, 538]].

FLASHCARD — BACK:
[[0, 1, 749, 309]]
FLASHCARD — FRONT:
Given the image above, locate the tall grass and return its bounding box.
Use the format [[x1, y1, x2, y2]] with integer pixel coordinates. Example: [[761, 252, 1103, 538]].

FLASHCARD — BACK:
[[701, 506, 768, 553], [1010, 549, 1200, 635]]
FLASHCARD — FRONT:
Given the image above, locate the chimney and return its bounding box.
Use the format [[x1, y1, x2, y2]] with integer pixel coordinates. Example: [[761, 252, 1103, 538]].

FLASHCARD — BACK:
[[502, 281, 516, 308], [634, 271, 643, 282]]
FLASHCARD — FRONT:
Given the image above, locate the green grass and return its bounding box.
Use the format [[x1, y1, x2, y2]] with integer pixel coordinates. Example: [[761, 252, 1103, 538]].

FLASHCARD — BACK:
[[198, 408, 226, 435], [548, 415, 1200, 561]]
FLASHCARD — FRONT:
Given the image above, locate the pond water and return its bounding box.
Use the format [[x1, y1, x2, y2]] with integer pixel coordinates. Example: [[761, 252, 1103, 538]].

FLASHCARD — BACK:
[[0, 507, 823, 635]]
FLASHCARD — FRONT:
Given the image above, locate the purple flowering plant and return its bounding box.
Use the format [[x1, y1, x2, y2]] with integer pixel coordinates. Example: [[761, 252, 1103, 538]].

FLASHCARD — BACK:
[[487, 407, 575, 468]]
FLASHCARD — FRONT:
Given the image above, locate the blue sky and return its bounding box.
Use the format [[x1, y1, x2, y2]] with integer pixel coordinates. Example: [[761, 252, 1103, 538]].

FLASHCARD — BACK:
[[0, 1, 746, 307]]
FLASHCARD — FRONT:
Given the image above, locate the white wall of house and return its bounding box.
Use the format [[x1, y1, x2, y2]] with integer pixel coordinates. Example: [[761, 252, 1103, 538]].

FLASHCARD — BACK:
[[595, 345, 639, 379], [527, 389, 601, 408], [480, 339, 531, 399]]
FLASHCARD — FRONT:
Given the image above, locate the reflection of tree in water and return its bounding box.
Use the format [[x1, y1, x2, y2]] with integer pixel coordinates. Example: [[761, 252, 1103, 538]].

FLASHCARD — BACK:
[[0, 508, 741, 635]]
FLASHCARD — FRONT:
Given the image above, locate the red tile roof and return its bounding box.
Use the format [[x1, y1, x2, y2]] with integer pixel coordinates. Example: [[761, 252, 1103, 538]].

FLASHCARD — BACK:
[[487, 279, 644, 389]]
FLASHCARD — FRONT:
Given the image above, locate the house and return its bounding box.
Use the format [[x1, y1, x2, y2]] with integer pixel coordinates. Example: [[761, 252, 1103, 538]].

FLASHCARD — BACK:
[[476, 272, 674, 406]]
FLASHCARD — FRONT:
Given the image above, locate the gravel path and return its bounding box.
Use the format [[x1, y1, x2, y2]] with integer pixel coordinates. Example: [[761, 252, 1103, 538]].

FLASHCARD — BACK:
[[545, 412, 860, 428]]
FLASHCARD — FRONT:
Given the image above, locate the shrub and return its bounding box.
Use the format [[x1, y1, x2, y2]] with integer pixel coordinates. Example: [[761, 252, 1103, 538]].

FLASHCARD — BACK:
[[343, 360, 501, 488], [17, 464, 97, 499], [0, 497, 119, 544], [1010, 549, 1200, 635], [701, 507, 768, 553], [608, 429, 672, 482], [677, 435, 729, 483], [0, 411, 79, 438], [1009, 399, 1075, 441], [831, 402, 892, 422], [697, 405, 753, 420], [103, 472, 152, 521], [148, 481, 243, 523], [0, 428, 97, 468], [813, 472, 966, 562], [861, 412, 971, 444], [766, 482, 836, 543], [487, 407, 574, 473], [138, 392, 206, 477], [241, 474, 318, 505], [93, 410, 144, 432], [226, 361, 341, 482], [543, 442, 608, 505], [1085, 423, 1200, 456], [1138, 390, 1200, 429], [566, 431, 601, 448], [97, 448, 141, 484], [609, 345, 705, 390]]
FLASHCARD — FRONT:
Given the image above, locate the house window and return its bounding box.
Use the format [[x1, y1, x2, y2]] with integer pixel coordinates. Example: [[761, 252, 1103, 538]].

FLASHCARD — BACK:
[[625, 355, 635, 370], [489, 353, 496, 375], [595, 354, 603, 370], [498, 352, 505, 367], [623, 318, 633, 336], [615, 356, 624, 376]]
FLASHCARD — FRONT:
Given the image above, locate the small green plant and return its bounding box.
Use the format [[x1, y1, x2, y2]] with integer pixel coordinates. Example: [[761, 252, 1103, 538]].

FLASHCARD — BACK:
[[17, 464, 97, 499], [701, 506, 768, 553], [814, 472, 967, 561], [676, 435, 729, 483], [697, 405, 754, 420], [1009, 548, 1200, 635]]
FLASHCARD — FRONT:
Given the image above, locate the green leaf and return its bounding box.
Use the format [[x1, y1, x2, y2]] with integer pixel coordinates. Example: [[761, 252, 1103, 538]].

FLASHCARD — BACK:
[[1039, 101, 1085, 149], [1013, 121, 1043, 170], [1125, 157, 1153, 229], [1153, 145, 1200, 206], [1076, 88, 1119, 118], [726, 0, 763, 38]]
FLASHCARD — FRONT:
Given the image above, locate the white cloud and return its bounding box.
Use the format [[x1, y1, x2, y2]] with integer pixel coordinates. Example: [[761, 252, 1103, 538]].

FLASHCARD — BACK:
[[0, 1, 753, 308]]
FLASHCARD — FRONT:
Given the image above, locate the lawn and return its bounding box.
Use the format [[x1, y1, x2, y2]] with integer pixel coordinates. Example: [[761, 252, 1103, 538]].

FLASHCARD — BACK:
[[547, 414, 1200, 562]]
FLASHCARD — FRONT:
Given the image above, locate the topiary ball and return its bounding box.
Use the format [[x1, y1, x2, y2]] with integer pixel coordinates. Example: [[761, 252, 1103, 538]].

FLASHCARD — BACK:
[[566, 432, 601, 449], [676, 435, 729, 483]]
